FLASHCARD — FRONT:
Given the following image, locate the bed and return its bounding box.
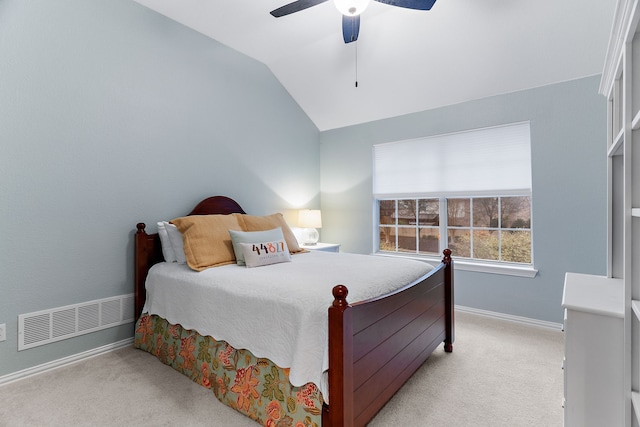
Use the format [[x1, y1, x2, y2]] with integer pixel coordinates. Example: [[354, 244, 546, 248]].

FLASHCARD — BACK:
[[133, 196, 454, 427]]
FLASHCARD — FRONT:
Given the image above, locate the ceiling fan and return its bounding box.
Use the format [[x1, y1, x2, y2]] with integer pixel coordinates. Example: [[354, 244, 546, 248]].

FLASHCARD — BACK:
[[270, 0, 437, 44]]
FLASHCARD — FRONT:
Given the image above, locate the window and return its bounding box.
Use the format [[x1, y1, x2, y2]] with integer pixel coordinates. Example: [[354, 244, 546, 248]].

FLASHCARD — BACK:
[[379, 198, 441, 255], [373, 122, 534, 274], [378, 196, 531, 264]]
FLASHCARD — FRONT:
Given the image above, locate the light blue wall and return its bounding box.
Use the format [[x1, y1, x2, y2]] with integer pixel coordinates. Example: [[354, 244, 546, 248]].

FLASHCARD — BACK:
[[0, 0, 607, 379], [0, 0, 319, 377], [319, 76, 608, 323]]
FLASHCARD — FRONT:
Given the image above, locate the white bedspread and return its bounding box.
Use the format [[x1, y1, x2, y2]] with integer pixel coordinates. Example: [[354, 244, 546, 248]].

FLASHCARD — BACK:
[[142, 250, 434, 400]]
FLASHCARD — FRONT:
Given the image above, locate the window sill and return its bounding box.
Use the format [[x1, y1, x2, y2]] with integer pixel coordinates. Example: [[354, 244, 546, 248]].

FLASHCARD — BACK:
[[373, 252, 538, 278]]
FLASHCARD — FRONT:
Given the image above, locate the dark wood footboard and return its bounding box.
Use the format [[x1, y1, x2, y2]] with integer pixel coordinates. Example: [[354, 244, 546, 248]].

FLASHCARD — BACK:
[[324, 250, 454, 427]]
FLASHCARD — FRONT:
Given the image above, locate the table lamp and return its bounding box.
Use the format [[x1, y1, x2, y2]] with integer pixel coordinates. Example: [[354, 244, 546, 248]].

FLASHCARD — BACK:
[[298, 209, 322, 245]]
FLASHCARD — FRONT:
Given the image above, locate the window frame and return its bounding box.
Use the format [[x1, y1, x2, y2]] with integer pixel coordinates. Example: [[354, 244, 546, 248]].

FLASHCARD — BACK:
[[374, 195, 538, 278]]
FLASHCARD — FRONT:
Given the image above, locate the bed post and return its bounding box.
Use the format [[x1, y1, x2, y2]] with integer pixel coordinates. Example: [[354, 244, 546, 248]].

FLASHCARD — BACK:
[[134, 223, 149, 320], [326, 285, 354, 427], [134, 223, 161, 319], [443, 248, 454, 352]]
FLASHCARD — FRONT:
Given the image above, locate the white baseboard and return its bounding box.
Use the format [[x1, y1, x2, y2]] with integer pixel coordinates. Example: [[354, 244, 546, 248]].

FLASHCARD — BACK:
[[456, 305, 563, 331], [0, 337, 134, 387]]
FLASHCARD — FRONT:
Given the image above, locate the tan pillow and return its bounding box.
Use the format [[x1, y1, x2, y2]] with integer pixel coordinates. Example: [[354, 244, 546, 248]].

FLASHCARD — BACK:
[[170, 215, 243, 271], [234, 213, 304, 253]]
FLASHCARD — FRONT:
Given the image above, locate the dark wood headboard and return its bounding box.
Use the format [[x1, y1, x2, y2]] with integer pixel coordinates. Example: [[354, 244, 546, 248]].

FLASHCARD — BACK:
[[134, 196, 246, 318]]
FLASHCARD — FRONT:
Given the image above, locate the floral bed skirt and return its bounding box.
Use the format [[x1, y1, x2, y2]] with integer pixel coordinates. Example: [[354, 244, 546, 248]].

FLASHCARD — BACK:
[[134, 313, 323, 427]]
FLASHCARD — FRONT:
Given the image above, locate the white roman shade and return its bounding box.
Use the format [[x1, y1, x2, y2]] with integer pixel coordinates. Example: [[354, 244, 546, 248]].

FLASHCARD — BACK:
[[373, 122, 532, 198]]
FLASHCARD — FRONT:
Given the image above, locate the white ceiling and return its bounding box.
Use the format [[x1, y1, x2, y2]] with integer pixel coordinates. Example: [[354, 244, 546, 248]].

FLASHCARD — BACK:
[[133, 0, 618, 131]]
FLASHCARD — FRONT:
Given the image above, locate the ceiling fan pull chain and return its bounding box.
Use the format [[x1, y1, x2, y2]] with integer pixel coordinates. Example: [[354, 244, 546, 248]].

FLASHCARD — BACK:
[[355, 40, 359, 88]]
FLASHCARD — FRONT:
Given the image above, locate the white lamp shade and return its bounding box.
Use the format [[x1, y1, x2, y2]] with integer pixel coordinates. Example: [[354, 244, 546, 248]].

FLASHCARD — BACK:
[[298, 210, 322, 228], [333, 0, 370, 16]]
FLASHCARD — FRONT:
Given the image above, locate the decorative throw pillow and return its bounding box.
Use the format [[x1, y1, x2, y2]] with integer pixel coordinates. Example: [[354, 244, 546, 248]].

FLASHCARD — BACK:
[[234, 213, 304, 253], [229, 227, 285, 266], [157, 221, 176, 263], [170, 214, 243, 271], [239, 240, 291, 268]]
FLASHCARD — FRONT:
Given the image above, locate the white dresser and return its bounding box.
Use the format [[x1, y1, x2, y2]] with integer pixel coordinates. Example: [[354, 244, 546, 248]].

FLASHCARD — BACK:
[[562, 272, 625, 427]]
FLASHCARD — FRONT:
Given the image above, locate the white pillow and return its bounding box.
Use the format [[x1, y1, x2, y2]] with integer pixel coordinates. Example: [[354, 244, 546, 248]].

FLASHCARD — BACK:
[[158, 221, 187, 264], [157, 221, 177, 263], [164, 221, 186, 264], [239, 240, 291, 268], [229, 227, 285, 266]]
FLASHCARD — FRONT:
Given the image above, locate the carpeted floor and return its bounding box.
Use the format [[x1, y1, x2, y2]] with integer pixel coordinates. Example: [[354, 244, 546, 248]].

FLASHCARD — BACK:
[[0, 311, 563, 427]]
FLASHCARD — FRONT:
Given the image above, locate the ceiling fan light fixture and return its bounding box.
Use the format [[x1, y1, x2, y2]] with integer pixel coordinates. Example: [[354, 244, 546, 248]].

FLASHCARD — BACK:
[[333, 0, 370, 16]]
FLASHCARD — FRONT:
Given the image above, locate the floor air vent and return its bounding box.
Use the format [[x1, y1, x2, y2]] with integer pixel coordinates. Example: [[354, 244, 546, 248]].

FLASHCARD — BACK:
[[18, 294, 135, 351]]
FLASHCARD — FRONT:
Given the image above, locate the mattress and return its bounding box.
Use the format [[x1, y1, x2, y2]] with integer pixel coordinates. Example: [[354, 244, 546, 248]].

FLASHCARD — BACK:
[[142, 250, 434, 400]]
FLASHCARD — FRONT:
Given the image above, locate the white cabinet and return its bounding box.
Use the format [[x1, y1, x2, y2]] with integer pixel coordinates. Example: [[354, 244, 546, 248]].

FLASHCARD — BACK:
[[562, 273, 625, 427]]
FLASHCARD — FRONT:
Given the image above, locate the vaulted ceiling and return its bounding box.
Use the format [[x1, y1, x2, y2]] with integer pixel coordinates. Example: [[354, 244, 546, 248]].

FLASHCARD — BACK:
[[133, 0, 617, 131]]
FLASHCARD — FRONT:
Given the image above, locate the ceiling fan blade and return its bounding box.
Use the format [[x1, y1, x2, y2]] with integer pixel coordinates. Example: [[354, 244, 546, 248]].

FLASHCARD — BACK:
[[374, 0, 436, 10], [270, 0, 328, 17], [342, 15, 360, 43]]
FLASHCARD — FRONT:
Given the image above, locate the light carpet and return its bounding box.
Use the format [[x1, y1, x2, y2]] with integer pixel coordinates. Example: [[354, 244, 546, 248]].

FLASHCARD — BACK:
[[0, 311, 563, 427]]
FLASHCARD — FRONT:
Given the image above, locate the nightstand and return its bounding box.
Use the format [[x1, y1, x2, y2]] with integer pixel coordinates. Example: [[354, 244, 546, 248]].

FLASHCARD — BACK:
[[301, 243, 340, 252]]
